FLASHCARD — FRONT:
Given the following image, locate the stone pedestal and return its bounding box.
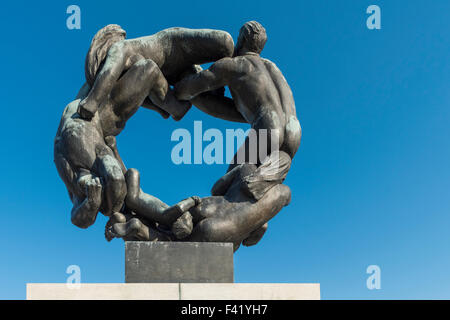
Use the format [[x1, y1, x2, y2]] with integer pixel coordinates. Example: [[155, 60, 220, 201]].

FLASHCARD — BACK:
[[125, 241, 234, 283], [26, 242, 320, 300]]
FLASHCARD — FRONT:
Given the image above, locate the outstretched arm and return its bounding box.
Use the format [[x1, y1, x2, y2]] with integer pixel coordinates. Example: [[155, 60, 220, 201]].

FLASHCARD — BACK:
[[141, 97, 170, 119], [175, 58, 234, 100], [175, 58, 245, 122], [191, 93, 246, 123]]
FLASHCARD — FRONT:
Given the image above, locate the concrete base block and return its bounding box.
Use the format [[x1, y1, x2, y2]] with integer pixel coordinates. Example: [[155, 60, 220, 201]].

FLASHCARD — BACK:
[[26, 283, 178, 300], [179, 283, 320, 300], [26, 283, 320, 300], [125, 241, 234, 283]]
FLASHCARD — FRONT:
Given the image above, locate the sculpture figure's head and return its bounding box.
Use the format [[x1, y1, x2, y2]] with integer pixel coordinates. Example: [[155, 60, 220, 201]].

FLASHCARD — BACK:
[[235, 21, 267, 56], [85, 24, 126, 86]]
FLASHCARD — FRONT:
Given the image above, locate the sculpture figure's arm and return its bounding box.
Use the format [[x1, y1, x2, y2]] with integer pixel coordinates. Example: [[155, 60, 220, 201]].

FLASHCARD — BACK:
[[175, 58, 235, 100], [191, 93, 246, 123], [141, 97, 170, 119], [175, 58, 245, 122]]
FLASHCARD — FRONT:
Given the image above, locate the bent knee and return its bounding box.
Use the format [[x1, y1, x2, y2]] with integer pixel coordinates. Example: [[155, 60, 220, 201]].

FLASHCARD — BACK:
[[108, 171, 126, 188], [277, 184, 291, 206], [128, 218, 143, 231], [105, 172, 126, 204], [71, 214, 96, 229]]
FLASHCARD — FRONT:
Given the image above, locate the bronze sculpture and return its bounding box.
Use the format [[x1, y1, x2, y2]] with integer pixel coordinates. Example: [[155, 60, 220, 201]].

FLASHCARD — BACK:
[[54, 21, 301, 252]]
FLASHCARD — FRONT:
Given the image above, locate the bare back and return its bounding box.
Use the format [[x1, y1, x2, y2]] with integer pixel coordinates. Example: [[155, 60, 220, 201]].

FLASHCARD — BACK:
[[227, 54, 301, 158]]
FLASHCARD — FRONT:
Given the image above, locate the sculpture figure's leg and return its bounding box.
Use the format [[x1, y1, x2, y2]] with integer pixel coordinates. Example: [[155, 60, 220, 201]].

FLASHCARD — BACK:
[[110, 59, 190, 123], [105, 212, 173, 242], [55, 153, 103, 228], [125, 168, 199, 227], [108, 217, 149, 240], [104, 136, 126, 174], [242, 222, 268, 246], [187, 184, 291, 245], [54, 152, 77, 196], [78, 42, 129, 119], [171, 212, 194, 239], [125, 168, 169, 222], [95, 153, 127, 216], [110, 59, 163, 121]]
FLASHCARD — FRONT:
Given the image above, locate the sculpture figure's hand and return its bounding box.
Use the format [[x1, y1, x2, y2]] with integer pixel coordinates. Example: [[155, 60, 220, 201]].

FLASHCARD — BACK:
[[172, 212, 193, 239], [86, 177, 103, 209], [78, 98, 98, 120]]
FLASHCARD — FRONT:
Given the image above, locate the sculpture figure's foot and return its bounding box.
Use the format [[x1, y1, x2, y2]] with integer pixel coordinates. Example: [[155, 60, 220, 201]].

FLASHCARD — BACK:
[[106, 217, 144, 240], [77, 98, 98, 120], [105, 212, 127, 241], [242, 223, 268, 247], [172, 212, 193, 239]]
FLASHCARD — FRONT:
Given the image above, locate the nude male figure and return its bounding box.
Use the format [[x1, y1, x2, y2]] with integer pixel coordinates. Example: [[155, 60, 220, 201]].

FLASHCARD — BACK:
[[175, 21, 301, 175], [173, 21, 302, 243]]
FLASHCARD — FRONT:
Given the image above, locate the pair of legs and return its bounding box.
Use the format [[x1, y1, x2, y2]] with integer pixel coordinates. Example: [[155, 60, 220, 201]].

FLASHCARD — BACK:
[[105, 168, 200, 241], [81, 47, 191, 122], [99, 58, 191, 137]]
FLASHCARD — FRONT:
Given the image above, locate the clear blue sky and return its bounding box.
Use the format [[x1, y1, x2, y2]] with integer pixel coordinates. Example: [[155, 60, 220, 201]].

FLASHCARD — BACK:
[[0, 0, 449, 299]]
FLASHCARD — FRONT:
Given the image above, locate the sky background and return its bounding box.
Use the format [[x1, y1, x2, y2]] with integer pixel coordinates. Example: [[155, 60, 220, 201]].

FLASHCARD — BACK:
[[0, 0, 449, 299]]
